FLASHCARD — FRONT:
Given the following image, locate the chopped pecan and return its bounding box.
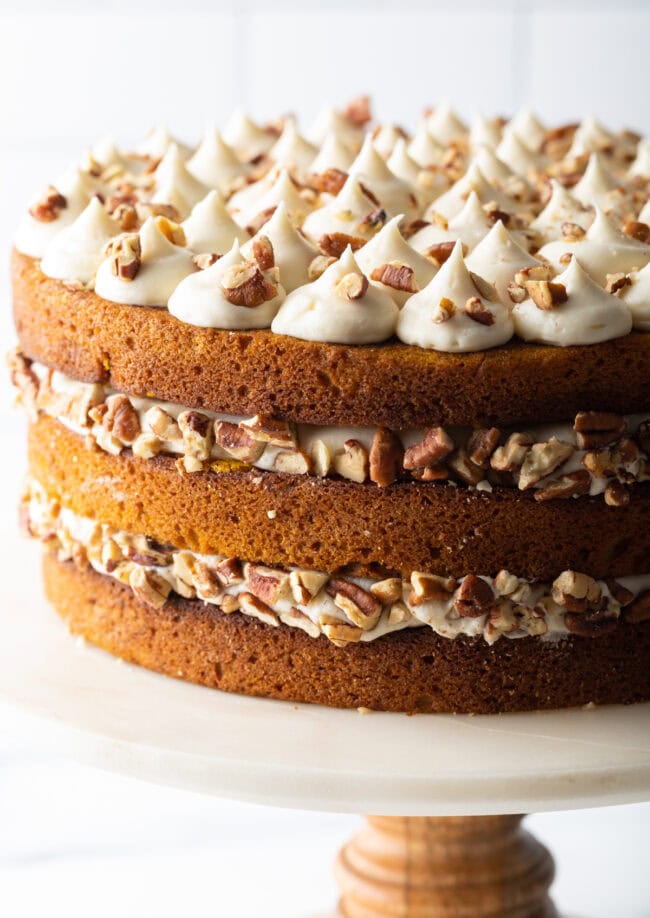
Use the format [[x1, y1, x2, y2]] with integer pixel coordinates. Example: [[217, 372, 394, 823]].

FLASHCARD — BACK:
[[624, 590, 650, 623], [534, 469, 591, 501], [319, 232, 366, 257], [245, 206, 277, 236], [101, 394, 140, 444], [178, 410, 213, 461], [564, 609, 618, 638], [369, 428, 404, 487], [552, 570, 602, 613], [308, 254, 337, 279], [137, 201, 181, 224], [454, 575, 494, 618], [507, 280, 528, 304], [425, 241, 456, 266], [274, 449, 311, 474], [469, 271, 497, 301], [112, 202, 138, 231], [409, 571, 456, 606], [466, 428, 501, 468], [238, 592, 280, 627], [343, 95, 371, 127], [332, 439, 368, 483], [336, 272, 368, 300], [605, 480, 630, 506], [403, 427, 453, 470], [605, 579, 634, 608], [320, 620, 363, 646], [191, 558, 224, 600], [448, 449, 484, 485], [388, 602, 411, 624], [219, 594, 241, 614], [310, 439, 332, 477], [636, 420, 650, 453], [518, 438, 574, 490], [582, 438, 639, 478], [244, 563, 290, 605], [29, 185, 67, 222], [622, 219, 650, 243], [156, 216, 186, 246], [491, 432, 534, 472], [401, 218, 430, 238], [435, 297, 456, 322], [561, 221, 586, 241], [289, 570, 328, 604], [7, 349, 39, 409], [525, 279, 568, 311], [326, 578, 382, 628], [108, 233, 141, 280], [214, 420, 264, 463], [605, 272, 631, 294], [145, 405, 181, 441], [358, 207, 387, 233], [252, 235, 275, 271], [214, 557, 243, 585], [239, 414, 295, 447], [574, 411, 626, 449], [129, 567, 170, 609], [410, 465, 449, 481], [222, 262, 278, 308], [306, 168, 348, 195], [464, 296, 494, 325], [370, 262, 418, 293], [370, 578, 403, 605], [193, 252, 219, 270]]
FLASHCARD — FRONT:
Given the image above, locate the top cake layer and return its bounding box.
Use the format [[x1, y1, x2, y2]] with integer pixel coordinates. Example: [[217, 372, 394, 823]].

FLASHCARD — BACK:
[[14, 101, 650, 342]]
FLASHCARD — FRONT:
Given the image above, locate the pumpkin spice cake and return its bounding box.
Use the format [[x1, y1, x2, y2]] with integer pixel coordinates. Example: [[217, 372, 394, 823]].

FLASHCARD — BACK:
[[10, 100, 650, 713]]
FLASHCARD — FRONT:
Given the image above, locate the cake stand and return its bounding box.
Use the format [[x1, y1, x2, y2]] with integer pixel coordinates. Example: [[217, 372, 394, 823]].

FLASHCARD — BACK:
[[2, 537, 650, 916]]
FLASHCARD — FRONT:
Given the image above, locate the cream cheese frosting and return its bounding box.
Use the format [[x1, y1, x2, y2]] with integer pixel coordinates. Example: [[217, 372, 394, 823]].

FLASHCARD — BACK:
[[241, 202, 319, 292], [469, 115, 503, 151], [397, 241, 514, 351], [309, 133, 355, 173], [426, 103, 467, 144], [94, 216, 197, 307], [40, 197, 120, 285], [505, 108, 546, 153], [182, 191, 248, 254], [466, 220, 541, 302], [496, 130, 545, 177], [512, 256, 633, 346], [538, 206, 650, 285], [137, 125, 192, 161], [573, 152, 627, 212], [231, 168, 310, 229], [222, 109, 274, 160], [411, 191, 492, 253], [168, 239, 284, 329], [271, 246, 398, 344], [15, 168, 96, 258], [301, 174, 381, 242], [630, 139, 650, 179], [407, 122, 445, 167], [568, 115, 616, 158], [152, 143, 209, 216], [530, 180, 594, 240], [620, 261, 650, 330], [354, 215, 437, 305], [186, 127, 249, 191], [308, 106, 364, 151], [425, 162, 518, 220], [348, 135, 418, 218], [269, 120, 318, 175]]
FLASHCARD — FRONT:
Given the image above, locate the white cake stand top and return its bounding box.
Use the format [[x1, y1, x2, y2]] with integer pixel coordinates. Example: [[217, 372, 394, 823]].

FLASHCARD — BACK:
[[2, 536, 650, 817]]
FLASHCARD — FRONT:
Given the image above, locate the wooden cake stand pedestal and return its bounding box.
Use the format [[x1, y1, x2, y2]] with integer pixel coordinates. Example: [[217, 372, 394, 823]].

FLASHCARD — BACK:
[[1, 538, 649, 916]]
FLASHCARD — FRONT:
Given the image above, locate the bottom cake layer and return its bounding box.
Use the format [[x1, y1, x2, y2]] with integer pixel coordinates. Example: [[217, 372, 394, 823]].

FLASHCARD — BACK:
[[44, 553, 650, 714]]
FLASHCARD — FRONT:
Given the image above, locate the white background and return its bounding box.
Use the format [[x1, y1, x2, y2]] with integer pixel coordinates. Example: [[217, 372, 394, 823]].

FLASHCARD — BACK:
[[1, 1, 650, 915]]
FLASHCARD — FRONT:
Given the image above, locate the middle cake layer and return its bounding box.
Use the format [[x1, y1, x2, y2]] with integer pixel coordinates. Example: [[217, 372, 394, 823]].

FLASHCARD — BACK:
[[29, 415, 650, 580]]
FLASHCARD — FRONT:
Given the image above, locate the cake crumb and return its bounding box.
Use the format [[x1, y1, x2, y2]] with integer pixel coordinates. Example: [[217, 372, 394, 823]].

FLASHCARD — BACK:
[[267, 509, 277, 519]]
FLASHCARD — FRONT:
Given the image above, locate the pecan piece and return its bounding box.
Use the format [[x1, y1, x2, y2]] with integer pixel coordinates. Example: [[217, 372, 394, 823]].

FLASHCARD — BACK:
[[574, 411, 626, 449], [403, 427, 454, 470], [178, 410, 213, 462], [582, 438, 639, 478], [308, 254, 337, 279], [343, 95, 371, 127], [289, 570, 328, 604], [332, 439, 368, 483], [605, 579, 634, 608], [464, 296, 494, 325], [252, 235, 275, 271], [108, 233, 141, 280], [534, 469, 591, 501], [525, 279, 568, 311], [214, 558, 243, 586], [244, 563, 290, 605], [369, 578, 403, 605], [425, 241, 456, 266], [129, 567, 170, 609], [306, 168, 348, 195], [561, 221, 586, 241], [319, 232, 366, 257], [491, 433, 534, 472], [369, 427, 404, 487], [604, 480, 630, 506], [466, 428, 501, 468], [238, 592, 280, 627], [622, 219, 650, 243], [636, 420, 650, 453], [605, 272, 631, 294], [336, 272, 368, 300], [454, 575, 494, 618], [239, 414, 295, 447], [448, 448, 484, 485], [101, 394, 141, 444], [552, 570, 602, 613], [274, 449, 311, 474], [214, 420, 265, 463], [222, 263, 278, 308], [245, 206, 277, 236], [564, 609, 619, 638], [518, 438, 574, 490], [326, 578, 382, 629], [29, 185, 67, 222], [358, 207, 387, 233], [370, 262, 418, 293], [409, 571, 456, 606]]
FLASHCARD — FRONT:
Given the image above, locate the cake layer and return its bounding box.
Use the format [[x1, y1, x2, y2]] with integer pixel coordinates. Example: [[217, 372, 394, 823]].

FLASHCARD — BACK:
[[44, 554, 650, 713], [13, 251, 650, 429], [27, 479, 649, 646], [12, 351, 649, 501], [29, 415, 650, 580]]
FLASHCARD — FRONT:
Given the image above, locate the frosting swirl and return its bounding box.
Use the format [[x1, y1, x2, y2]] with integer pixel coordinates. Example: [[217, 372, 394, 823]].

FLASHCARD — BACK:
[[168, 240, 284, 329], [271, 246, 398, 344], [241, 202, 318, 292], [355, 215, 437, 305], [512, 256, 632, 346], [40, 197, 120, 284], [466, 220, 541, 302], [620, 262, 650, 331], [397, 241, 514, 352], [15, 168, 96, 258], [152, 143, 209, 216], [187, 127, 248, 192], [348, 135, 418, 218], [302, 175, 381, 242], [182, 190, 248, 254]]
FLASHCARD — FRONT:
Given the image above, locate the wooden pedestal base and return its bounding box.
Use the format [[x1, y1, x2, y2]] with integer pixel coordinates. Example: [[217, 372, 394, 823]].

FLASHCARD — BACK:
[[334, 815, 556, 917]]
